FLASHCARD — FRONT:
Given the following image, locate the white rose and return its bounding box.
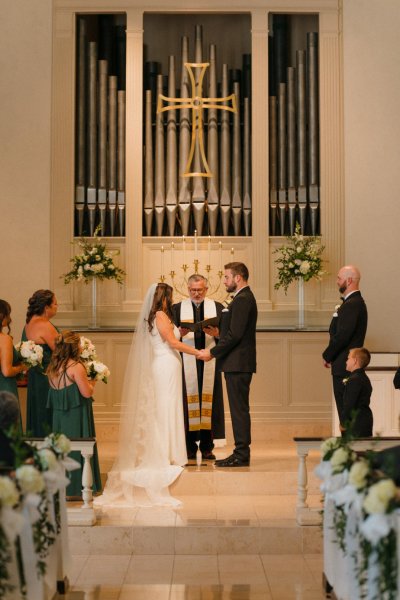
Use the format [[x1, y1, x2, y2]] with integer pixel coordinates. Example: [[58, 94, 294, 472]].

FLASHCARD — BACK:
[[109, 265, 115, 271], [20, 346, 31, 359], [16, 465, 45, 495], [0, 476, 19, 507], [38, 448, 58, 471], [349, 460, 370, 490], [295, 259, 301, 265], [299, 261, 310, 274], [56, 434, 71, 455], [296, 246, 302, 252], [330, 447, 350, 470], [320, 437, 339, 456], [91, 247, 98, 254], [363, 479, 397, 514], [84, 264, 91, 270]]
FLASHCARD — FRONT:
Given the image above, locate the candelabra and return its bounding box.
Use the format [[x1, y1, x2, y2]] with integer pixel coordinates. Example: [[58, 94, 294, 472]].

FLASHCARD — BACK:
[[159, 231, 234, 301]]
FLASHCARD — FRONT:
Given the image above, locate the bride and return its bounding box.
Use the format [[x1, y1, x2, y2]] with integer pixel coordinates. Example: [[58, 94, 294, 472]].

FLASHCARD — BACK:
[[94, 283, 200, 507]]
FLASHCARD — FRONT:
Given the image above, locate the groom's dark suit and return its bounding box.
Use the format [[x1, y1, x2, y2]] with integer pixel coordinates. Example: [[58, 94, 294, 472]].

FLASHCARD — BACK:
[[322, 290, 368, 422], [210, 286, 257, 462]]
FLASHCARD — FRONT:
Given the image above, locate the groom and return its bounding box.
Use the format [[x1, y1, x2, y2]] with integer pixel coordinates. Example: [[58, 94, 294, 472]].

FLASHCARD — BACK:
[[198, 262, 257, 467]]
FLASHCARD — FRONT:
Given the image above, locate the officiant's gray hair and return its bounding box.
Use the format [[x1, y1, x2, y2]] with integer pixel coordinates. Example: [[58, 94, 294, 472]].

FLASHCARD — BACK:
[[0, 391, 20, 430], [187, 274, 208, 286]]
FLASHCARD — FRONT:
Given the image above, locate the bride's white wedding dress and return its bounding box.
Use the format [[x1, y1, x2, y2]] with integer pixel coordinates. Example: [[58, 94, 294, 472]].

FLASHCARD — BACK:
[[94, 284, 187, 508]]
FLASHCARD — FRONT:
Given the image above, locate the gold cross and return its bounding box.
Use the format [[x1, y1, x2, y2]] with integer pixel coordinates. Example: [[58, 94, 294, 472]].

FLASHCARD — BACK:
[[157, 62, 237, 178]]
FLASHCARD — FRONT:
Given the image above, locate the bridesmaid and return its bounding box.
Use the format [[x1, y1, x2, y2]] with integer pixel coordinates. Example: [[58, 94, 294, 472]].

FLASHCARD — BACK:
[[0, 300, 26, 407], [22, 290, 59, 436], [47, 330, 102, 498]]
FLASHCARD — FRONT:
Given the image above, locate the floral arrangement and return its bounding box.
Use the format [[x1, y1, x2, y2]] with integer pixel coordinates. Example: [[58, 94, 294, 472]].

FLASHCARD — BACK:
[[85, 360, 110, 383], [0, 432, 76, 594], [79, 336, 110, 383], [80, 336, 97, 361], [315, 436, 400, 599], [62, 225, 125, 284], [273, 223, 326, 293], [14, 340, 43, 368]]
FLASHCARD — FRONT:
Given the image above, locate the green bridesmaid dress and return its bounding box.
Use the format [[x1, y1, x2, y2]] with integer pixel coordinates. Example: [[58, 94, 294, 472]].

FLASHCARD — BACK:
[[0, 344, 23, 431], [47, 370, 102, 497], [22, 326, 54, 437], [0, 345, 20, 399]]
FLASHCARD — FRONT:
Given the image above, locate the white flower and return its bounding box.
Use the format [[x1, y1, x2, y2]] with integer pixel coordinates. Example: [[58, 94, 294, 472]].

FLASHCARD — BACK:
[[109, 265, 115, 271], [55, 434, 71, 455], [320, 437, 339, 456], [299, 261, 310, 274], [349, 460, 370, 490], [38, 448, 58, 471], [16, 465, 45, 495], [95, 255, 101, 261], [0, 476, 19, 507], [86, 360, 110, 382], [84, 264, 91, 270], [295, 259, 301, 265], [363, 479, 397, 514], [15, 341, 43, 367], [331, 447, 350, 470], [360, 513, 393, 545]]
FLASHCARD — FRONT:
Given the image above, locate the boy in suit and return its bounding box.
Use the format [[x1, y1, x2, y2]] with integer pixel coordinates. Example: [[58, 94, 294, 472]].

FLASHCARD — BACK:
[[341, 347, 373, 438], [198, 262, 257, 466]]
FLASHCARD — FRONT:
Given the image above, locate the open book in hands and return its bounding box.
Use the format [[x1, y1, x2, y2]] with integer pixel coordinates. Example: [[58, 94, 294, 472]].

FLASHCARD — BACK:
[[180, 315, 220, 334]]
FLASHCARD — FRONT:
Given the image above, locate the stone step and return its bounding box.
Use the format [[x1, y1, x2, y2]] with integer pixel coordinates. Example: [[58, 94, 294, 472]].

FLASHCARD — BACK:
[[172, 465, 321, 495], [69, 497, 322, 556]]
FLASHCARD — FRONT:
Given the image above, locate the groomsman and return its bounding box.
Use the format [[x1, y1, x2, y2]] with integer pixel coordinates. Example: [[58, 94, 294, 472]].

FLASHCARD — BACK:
[[199, 262, 257, 467], [322, 265, 368, 423], [172, 274, 225, 460]]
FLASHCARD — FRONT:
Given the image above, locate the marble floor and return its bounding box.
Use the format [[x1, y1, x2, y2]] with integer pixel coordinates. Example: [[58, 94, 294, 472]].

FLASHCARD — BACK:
[[56, 553, 325, 599], [61, 441, 325, 598]]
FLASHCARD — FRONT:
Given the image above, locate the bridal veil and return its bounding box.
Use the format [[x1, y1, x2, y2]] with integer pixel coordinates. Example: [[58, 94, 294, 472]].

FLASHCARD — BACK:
[[94, 283, 184, 507]]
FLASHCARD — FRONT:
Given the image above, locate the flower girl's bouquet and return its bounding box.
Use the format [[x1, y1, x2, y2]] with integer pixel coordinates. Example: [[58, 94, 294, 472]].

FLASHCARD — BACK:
[[85, 360, 110, 383], [79, 336, 110, 383], [15, 340, 44, 368]]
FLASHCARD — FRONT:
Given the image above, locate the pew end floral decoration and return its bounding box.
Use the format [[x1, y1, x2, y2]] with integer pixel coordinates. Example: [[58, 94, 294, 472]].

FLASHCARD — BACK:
[[315, 435, 400, 599], [62, 225, 125, 285], [273, 224, 326, 293]]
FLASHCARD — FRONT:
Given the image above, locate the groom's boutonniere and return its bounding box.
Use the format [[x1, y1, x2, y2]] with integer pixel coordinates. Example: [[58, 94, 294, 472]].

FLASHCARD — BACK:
[[342, 377, 349, 385], [333, 304, 341, 317]]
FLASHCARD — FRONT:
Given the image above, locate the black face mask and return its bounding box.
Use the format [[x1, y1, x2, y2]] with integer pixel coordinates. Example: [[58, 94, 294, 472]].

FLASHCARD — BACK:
[[339, 283, 347, 294]]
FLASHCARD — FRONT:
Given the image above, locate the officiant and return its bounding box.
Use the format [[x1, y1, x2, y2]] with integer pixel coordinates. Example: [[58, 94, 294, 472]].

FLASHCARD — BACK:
[[173, 274, 225, 460]]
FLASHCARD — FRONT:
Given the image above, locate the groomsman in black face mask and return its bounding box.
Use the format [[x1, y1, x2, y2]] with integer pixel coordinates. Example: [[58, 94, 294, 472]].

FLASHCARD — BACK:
[[322, 265, 368, 424], [198, 262, 257, 467]]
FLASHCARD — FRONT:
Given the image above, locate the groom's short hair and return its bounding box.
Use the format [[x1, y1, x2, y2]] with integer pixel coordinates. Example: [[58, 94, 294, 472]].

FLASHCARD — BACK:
[[225, 262, 249, 281]]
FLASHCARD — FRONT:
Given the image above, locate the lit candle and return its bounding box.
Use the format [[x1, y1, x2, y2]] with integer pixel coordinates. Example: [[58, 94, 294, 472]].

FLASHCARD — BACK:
[[194, 230, 198, 259], [182, 235, 186, 265], [231, 247, 235, 257], [207, 235, 211, 266], [171, 241, 175, 270], [219, 240, 222, 270], [161, 245, 164, 276]]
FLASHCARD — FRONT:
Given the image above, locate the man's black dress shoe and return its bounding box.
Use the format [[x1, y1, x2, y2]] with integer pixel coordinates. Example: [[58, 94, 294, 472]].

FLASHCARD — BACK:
[[214, 453, 234, 465], [215, 455, 250, 467], [202, 451, 216, 460]]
